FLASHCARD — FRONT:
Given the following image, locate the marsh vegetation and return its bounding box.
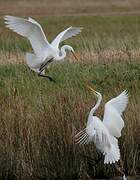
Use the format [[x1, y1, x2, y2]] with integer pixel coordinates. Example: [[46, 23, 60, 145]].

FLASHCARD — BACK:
[[0, 2, 140, 179]]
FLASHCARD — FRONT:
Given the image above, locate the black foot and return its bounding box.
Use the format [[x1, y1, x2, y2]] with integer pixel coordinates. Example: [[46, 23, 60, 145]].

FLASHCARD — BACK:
[[38, 74, 56, 83], [47, 76, 56, 82]]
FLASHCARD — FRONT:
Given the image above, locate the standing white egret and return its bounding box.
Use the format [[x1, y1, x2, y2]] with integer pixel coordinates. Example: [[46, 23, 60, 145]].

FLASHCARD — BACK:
[[75, 86, 128, 180], [4, 15, 82, 81]]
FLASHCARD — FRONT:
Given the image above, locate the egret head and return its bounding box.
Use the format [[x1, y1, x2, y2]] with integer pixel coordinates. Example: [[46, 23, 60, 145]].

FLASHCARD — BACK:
[[64, 45, 79, 61], [87, 85, 102, 98], [64, 45, 74, 52]]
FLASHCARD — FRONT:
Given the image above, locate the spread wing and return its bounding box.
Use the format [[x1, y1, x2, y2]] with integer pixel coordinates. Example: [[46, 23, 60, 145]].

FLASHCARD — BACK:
[[51, 26, 82, 49], [103, 90, 128, 138], [75, 125, 111, 146], [4, 15, 50, 56], [75, 116, 111, 147]]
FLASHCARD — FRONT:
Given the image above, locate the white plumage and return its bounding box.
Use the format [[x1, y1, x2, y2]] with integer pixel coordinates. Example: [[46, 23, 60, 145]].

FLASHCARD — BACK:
[[51, 27, 82, 49], [75, 87, 128, 165], [4, 15, 82, 76], [5, 16, 49, 56], [103, 91, 128, 138]]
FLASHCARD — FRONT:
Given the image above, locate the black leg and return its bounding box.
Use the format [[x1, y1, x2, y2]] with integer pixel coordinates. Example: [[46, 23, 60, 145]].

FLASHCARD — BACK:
[[38, 73, 56, 82], [39, 58, 54, 72], [38, 58, 55, 82]]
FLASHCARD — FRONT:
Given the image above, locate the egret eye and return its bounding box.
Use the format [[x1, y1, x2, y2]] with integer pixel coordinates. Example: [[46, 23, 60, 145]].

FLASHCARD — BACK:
[[65, 49, 69, 53], [75, 89, 128, 174], [4, 15, 82, 81]]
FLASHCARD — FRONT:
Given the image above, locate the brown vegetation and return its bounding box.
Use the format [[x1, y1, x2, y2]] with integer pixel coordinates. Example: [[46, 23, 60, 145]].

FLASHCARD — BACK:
[[0, 51, 139, 179], [0, 1, 139, 179], [0, 0, 140, 17]]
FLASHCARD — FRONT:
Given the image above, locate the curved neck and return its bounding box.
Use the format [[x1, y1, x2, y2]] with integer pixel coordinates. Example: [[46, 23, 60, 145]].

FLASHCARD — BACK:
[[89, 94, 102, 116], [57, 46, 67, 60]]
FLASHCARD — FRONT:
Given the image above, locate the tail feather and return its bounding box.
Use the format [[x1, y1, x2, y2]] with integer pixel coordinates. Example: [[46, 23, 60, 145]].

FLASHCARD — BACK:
[[26, 53, 45, 74], [26, 53, 42, 68], [104, 145, 120, 164]]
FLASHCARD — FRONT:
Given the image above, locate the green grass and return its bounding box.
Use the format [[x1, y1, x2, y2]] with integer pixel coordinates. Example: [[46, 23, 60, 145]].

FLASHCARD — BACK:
[[0, 14, 140, 179], [0, 60, 139, 179], [1, 15, 140, 53]]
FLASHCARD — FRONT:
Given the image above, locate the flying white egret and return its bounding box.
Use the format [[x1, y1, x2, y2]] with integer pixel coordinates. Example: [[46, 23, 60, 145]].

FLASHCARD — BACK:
[[75, 86, 128, 179], [4, 15, 82, 81]]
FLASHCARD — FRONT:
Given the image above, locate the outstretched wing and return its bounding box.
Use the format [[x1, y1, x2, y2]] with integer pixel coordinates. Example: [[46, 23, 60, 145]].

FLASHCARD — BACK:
[[4, 15, 49, 56], [51, 26, 82, 49], [75, 116, 111, 147], [103, 90, 128, 138]]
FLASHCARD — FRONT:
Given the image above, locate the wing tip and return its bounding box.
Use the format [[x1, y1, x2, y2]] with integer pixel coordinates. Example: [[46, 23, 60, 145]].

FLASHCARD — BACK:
[[123, 89, 129, 94], [122, 89, 129, 100], [4, 15, 10, 19], [75, 128, 89, 145], [4, 15, 16, 20], [70, 26, 83, 32], [4, 15, 10, 22]]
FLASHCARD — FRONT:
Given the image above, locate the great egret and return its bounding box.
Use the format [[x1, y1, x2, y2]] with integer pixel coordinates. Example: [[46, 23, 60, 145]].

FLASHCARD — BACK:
[[75, 86, 128, 179], [4, 15, 82, 81]]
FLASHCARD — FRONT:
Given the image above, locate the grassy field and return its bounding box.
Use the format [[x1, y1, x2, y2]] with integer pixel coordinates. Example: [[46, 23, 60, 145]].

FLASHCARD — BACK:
[[0, 4, 140, 180], [1, 15, 140, 61], [0, 60, 139, 179]]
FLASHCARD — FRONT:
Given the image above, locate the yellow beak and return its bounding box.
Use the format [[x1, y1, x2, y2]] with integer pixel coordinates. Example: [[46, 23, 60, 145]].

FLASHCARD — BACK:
[[87, 85, 96, 94], [71, 51, 79, 61]]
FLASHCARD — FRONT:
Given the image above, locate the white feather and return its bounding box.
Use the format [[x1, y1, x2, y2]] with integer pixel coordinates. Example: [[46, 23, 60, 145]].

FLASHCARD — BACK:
[[123, 174, 127, 180], [51, 26, 82, 49], [26, 53, 45, 74], [103, 90, 128, 138], [75, 89, 128, 165], [4, 15, 49, 56], [4, 15, 82, 75]]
